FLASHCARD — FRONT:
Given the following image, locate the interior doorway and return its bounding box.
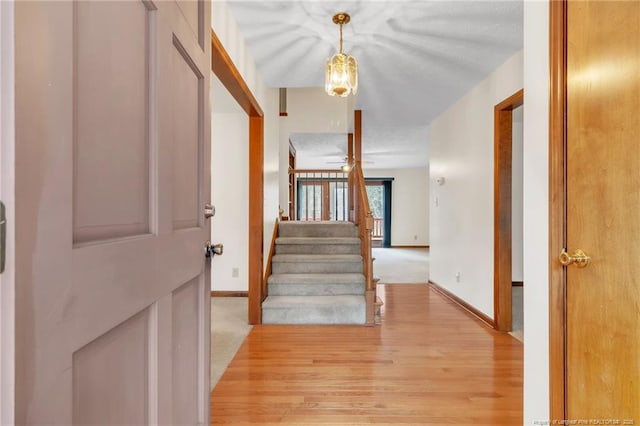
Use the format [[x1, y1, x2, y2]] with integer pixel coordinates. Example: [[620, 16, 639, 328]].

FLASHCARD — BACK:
[[493, 89, 524, 332], [210, 31, 264, 325], [510, 104, 524, 340], [365, 181, 391, 248]]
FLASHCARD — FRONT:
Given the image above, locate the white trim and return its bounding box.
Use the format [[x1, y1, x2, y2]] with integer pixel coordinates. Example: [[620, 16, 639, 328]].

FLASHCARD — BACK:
[[0, 1, 16, 423]]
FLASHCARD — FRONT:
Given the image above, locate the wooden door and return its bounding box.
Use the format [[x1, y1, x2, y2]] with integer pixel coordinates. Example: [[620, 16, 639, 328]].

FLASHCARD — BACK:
[[14, 1, 211, 423], [566, 1, 639, 420]]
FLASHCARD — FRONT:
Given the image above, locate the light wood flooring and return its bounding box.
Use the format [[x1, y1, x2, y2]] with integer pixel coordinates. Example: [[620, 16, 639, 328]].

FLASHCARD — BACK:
[[210, 284, 523, 425]]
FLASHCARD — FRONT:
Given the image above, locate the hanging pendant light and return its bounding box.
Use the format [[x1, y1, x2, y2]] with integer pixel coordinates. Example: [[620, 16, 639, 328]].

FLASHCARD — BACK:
[[325, 12, 358, 97]]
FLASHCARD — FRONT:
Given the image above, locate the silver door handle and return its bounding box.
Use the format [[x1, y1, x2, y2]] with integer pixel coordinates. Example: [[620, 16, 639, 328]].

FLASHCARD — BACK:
[[204, 203, 215, 219], [204, 241, 223, 258]]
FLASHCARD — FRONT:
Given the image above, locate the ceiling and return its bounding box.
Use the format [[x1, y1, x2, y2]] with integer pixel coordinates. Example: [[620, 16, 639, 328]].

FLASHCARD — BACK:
[[226, 0, 523, 169]]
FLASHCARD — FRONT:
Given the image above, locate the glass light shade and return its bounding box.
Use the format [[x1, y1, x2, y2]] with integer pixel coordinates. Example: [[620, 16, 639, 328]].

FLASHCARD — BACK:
[[325, 53, 358, 97]]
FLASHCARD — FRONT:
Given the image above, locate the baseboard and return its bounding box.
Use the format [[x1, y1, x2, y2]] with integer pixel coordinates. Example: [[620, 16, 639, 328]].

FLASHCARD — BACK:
[[428, 281, 495, 329], [211, 291, 249, 297], [512, 281, 524, 287], [390, 245, 430, 249]]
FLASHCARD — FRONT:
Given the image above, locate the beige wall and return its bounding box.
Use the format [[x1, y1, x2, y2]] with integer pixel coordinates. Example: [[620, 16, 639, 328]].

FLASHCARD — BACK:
[[512, 105, 524, 282], [523, 1, 550, 422], [278, 88, 352, 213], [210, 75, 249, 291], [429, 50, 523, 317], [364, 167, 429, 246], [210, 1, 280, 290]]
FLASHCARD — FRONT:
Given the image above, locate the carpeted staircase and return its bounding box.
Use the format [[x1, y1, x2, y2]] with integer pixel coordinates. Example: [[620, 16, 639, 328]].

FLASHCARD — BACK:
[[262, 221, 367, 324]]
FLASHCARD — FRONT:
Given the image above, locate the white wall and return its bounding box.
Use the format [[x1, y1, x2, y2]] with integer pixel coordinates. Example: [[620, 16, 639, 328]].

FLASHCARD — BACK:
[[286, 88, 351, 133], [211, 75, 249, 291], [512, 105, 524, 282], [279, 88, 352, 212], [211, 1, 281, 288], [429, 50, 523, 318], [211, 1, 266, 109], [263, 89, 280, 268], [523, 1, 550, 423], [364, 167, 429, 246]]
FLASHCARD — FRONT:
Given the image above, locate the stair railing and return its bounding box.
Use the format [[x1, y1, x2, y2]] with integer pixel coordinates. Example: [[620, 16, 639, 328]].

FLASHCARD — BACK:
[[350, 163, 376, 325]]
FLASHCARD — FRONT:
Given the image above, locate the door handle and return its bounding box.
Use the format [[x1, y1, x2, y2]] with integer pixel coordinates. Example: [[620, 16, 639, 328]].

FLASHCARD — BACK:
[[204, 241, 223, 258], [559, 248, 590, 268], [204, 203, 215, 219]]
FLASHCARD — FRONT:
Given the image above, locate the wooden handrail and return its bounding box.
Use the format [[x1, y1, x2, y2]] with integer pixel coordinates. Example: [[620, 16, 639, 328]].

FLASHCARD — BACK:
[[350, 164, 376, 325], [289, 168, 344, 174], [262, 218, 279, 302]]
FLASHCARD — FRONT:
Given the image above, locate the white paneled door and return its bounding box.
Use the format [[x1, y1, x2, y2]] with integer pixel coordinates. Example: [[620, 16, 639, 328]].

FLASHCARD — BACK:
[[14, 1, 211, 423]]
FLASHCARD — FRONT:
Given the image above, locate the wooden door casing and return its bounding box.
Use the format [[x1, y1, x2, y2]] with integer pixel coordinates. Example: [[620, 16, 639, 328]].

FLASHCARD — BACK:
[[14, 1, 211, 423], [493, 89, 524, 332]]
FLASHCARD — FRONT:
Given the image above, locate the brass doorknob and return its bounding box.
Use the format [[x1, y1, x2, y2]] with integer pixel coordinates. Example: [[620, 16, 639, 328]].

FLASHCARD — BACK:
[[559, 248, 590, 268]]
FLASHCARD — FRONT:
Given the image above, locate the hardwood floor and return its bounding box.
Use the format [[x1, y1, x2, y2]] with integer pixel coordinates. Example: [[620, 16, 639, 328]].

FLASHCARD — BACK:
[[210, 284, 523, 425]]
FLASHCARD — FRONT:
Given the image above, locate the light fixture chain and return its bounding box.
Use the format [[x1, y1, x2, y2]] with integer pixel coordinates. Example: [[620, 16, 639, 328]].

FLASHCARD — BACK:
[[339, 23, 343, 54]]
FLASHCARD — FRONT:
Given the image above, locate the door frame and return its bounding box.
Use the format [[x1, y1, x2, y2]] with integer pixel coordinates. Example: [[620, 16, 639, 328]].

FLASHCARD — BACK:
[[549, 0, 568, 420], [382, 180, 392, 248], [296, 180, 331, 221], [0, 1, 15, 423], [493, 88, 524, 332], [364, 180, 392, 248], [210, 30, 264, 325]]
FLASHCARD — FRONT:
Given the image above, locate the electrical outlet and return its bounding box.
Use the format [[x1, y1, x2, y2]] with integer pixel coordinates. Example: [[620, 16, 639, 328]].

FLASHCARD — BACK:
[[232, 267, 239, 278], [455, 271, 461, 283], [414, 235, 418, 241]]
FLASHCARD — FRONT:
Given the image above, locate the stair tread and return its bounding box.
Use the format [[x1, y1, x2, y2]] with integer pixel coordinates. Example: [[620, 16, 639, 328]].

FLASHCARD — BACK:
[[279, 221, 358, 238], [279, 221, 353, 225], [268, 273, 365, 284], [272, 254, 362, 263], [263, 295, 365, 308], [276, 237, 360, 245]]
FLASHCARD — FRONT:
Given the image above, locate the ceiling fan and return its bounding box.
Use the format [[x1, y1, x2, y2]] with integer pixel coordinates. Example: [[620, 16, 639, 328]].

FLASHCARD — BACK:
[[326, 156, 374, 165]]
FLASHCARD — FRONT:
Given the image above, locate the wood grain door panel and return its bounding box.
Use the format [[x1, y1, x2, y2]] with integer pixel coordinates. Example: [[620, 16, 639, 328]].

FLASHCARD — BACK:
[[566, 0, 640, 420]]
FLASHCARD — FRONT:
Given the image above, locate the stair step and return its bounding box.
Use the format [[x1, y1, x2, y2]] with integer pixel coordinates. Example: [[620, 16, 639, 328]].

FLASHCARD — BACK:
[[262, 295, 366, 324], [278, 221, 358, 238], [272, 254, 363, 274], [275, 237, 361, 255], [268, 273, 365, 296]]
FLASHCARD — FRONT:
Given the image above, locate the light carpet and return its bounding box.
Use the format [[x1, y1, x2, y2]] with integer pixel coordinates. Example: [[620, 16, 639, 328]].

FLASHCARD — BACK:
[[372, 247, 430, 283], [210, 297, 252, 389]]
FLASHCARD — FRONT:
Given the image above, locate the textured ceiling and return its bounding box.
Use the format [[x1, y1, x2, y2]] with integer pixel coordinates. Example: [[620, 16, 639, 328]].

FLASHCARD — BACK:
[[226, 0, 523, 169]]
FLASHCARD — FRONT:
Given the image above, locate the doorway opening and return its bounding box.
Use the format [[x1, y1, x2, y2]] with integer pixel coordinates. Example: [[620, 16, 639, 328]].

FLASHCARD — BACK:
[[365, 181, 391, 248], [296, 177, 350, 221], [493, 88, 524, 333], [210, 30, 264, 325]]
